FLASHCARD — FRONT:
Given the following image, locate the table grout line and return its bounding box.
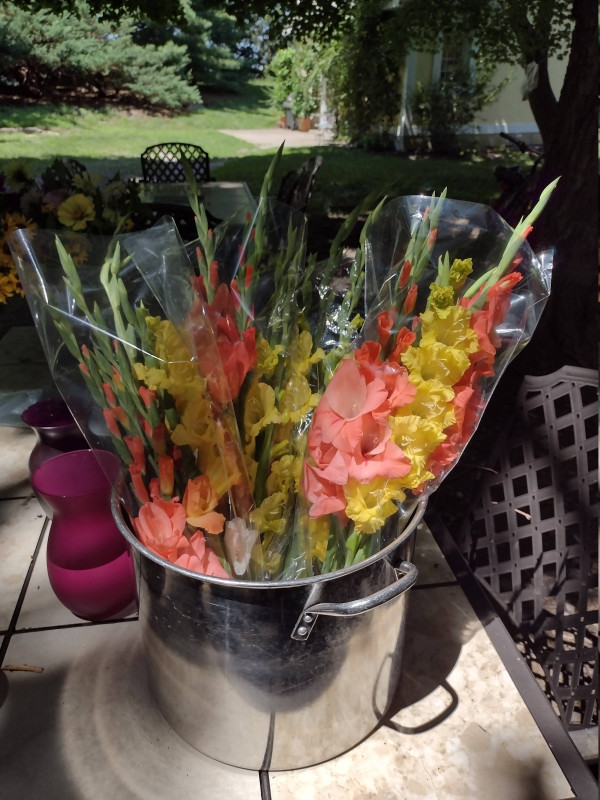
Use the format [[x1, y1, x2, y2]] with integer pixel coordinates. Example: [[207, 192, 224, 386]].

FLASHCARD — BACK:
[[0, 515, 49, 666]]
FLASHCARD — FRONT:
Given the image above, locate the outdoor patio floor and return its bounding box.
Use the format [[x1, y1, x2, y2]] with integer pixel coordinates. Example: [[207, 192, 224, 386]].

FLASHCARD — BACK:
[[0, 327, 582, 799]]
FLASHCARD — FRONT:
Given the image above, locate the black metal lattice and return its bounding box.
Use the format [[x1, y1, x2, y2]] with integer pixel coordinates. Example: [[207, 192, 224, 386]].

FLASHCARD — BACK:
[[456, 366, 598, 731], [140, 142, 211, 184]]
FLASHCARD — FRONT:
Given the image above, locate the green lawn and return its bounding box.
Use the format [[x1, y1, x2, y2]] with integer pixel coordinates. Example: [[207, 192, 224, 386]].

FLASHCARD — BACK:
[[0, 79, 509, 213], [0, 80, 280, 177]]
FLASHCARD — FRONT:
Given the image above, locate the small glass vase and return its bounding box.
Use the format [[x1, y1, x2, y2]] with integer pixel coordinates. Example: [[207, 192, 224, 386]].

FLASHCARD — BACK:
[[22, 397, 88, 476], [31, 449, 138, 622]]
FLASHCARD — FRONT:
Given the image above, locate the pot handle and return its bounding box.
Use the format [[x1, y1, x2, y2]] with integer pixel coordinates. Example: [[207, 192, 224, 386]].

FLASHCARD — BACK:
[[291, 560, 418, 641]]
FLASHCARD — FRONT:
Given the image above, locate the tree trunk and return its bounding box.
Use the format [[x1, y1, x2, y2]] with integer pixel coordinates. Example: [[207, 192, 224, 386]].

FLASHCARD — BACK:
[[526, 59, 559, 147], [510, 0, 598, 376]]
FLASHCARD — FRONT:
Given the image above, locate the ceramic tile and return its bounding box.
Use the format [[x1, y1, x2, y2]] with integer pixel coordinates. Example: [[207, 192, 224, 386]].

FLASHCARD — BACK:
[[0, 425, 36, 498], [15, 523, 85, 630], [0, 496, 45, 632], [412, 520, 456, 586], [0, 623, 262, 800], [0, 326, 46, 365], [15, 520, 134, 630], [269, 585, 572, 800]]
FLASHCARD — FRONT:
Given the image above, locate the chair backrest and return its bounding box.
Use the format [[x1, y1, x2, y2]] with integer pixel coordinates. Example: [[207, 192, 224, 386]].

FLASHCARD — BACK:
[[141, 143, 211, 183], [277, 156, 323, 212]]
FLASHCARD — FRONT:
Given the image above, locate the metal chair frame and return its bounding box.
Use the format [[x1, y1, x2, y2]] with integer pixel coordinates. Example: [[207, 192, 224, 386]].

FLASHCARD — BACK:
[[140, 142, 211, 184]]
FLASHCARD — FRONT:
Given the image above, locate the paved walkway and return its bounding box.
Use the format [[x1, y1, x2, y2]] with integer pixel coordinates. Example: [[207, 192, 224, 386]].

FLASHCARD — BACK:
[[218, 127, 336, 150]]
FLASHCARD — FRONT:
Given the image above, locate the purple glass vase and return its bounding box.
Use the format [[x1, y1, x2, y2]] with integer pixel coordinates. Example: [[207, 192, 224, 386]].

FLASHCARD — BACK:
[[22, 397, 88, 476], [31, 449, 138, 622]]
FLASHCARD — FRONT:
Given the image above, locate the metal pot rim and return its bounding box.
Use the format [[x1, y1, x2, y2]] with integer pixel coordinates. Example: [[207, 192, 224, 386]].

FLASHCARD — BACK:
[[111, 484, 427, 590]]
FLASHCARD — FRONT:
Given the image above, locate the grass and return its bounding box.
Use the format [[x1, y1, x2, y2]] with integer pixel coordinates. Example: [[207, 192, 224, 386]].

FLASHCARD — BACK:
[[0, 77, 512, 213], [216, 148, 503, 213], [0, 79, 281, 177]]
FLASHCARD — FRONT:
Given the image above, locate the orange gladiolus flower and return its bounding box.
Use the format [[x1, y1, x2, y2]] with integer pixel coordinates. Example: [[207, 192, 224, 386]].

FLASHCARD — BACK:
[[174, 531, 229, 578], [133, 496, 187, 559], [102, 382, 118, 408], [103, 407, 127, 438], [399, 259, 412, 288], [404, 285, 418, 315], [158, 454, 175, 497], [129, 463, 150, 504], [124, 434, 146, 471]]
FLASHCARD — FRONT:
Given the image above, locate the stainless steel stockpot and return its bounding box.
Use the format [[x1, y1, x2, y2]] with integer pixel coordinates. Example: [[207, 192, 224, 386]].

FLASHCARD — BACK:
[[112, 494, 425, 770]]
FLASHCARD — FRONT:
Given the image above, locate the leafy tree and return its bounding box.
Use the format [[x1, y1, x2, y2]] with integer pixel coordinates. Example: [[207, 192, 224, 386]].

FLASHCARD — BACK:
[[213, 0, 597, 371], [0, 2, 200, 108], [325, 1, 407, 146], [268, 44, 323, 118], [410, 64, 503, 155], [133, 0, 249, 91]]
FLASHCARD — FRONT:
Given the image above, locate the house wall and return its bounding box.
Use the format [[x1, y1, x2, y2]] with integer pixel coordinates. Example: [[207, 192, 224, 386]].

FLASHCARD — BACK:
[[401, 52, 568, 149], [473, 60, 567, 146]]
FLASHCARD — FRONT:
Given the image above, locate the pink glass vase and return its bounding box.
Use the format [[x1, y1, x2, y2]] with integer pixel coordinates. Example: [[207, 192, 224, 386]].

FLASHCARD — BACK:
[[22, 397, 88, 476], [31, 449, 138, 622]]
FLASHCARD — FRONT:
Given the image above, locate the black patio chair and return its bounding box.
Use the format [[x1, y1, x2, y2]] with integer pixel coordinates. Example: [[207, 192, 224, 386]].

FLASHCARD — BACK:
[[277, 155, 323, 213], [140, 142, 211, 184]]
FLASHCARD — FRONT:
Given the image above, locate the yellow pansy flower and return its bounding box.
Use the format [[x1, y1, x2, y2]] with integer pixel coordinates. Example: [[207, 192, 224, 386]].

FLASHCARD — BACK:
[[402, 340, 470, 386], [291, 330, 325, 376], [249, 492, 287, 536], [280, 374, 319, 424], [57, 193, 95, 231], [71, 171, 100, 193], [0, 272, 19, 303], [3, 159, 32, 189], [344, 478, 406, 535]]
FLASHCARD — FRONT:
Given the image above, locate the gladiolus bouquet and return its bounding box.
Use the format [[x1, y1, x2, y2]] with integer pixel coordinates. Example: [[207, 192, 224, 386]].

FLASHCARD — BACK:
[[10, 149, 557, 581]]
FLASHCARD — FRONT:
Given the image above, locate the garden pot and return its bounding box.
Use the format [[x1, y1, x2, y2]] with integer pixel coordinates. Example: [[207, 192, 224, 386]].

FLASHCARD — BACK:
[[299, 117, 312, 132], [112, 490, 425, 770]]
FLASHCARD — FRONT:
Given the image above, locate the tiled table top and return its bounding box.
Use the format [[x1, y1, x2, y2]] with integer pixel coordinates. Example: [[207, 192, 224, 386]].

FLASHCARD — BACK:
[[0, 327, 583, 799]]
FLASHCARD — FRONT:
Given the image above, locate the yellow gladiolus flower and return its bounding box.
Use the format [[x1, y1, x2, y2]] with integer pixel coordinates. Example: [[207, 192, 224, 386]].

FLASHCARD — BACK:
[[396, 378, 456, 429], [389, 413, 446, 488], [244, 381, 281, 441], [57, 193, 95, 231], [266, 454, 301, 496], [249, 492, 286, 536], [291, 330, 325, 376], [308, 516, 330, 562], [428, 284, 455, 317], [419, 305, 478, 354], [171, 397, 214, 451], [280, 373, 319, 424], [344, 478, 406, 535], [255, 334, 283, 377], [449, 257, 473, 288], [402, 340, 471, 386]]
